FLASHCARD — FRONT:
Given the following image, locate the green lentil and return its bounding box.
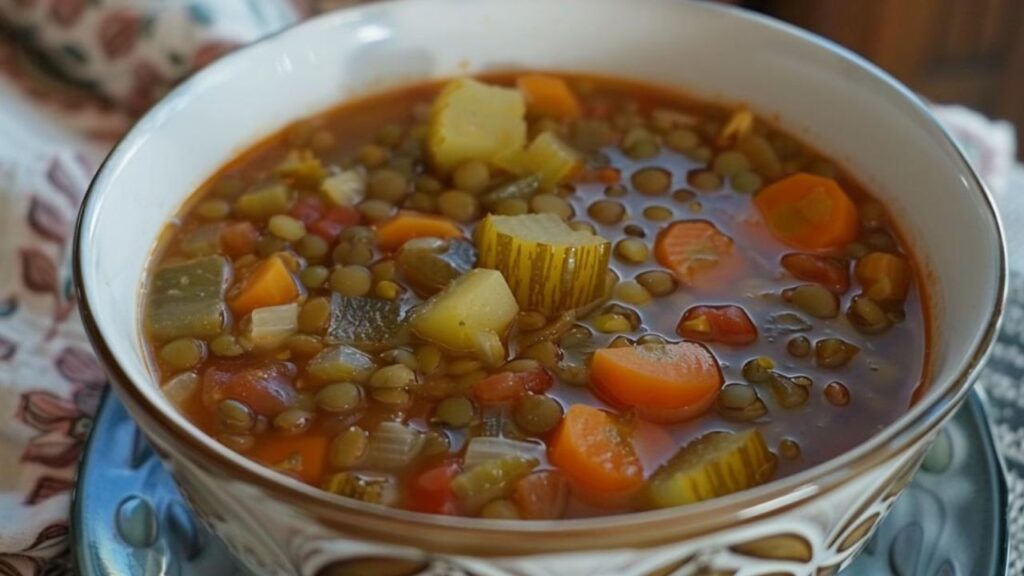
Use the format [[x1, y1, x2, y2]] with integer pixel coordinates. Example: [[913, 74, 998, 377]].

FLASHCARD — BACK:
[[625, 138, 660, 160], [605, 184, 628, 198], [298, 297, 331, 333], [330, 265, 373, 297], [453, 160, 491, 193], [287, 334, 324, 357], [514, 394, 563, 435], [438, 189, 480, 222], [159, 338, 205, 371], [255, 235, 286, 258], [635, 270, 677, 297], [587, 200, 625, 225], [642, 205, 673, 221], [689, 170, 722, 191], [569, 221, 596, 234], [594, 313, 632, 333], [296, 234, 329, 261], [368, 169, 408, 203], [784, 284, 839, 318], [217, 399, 255, 433], [495, 198, 529, 215], [615, 280, 651, 305], [406, 191, 436, 212], [196, 199, 230, 220], [615, 238, 649, 264], [209, 334, 244, 358], [731, 170, 763, 194], [530, 194, 574, 220], [435, 396, 475, 428], [328, 426, 369, 469], [742, 356, 775, 383], [631, 167, 672, 196], [358, 199, 395, 223], [671, 189, 696, 203], [369, 364, 416, 389], [416, 344, 444, 375], [665, 128, 699, 152], [787, 335, 812, 357], [268, 214, 306, 242], [316, 382, 363, 413], [779, 438, 802, 460], [687, 145, 712, 163], [712, 150, 751, 176], [371, 388, 411, 406], [273, 409, 314, 435], [824, 381, 851, 406]]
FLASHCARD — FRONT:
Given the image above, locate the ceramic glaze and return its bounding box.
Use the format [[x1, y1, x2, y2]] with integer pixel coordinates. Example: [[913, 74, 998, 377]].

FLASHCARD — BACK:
[[74, 1, 1006, 574]]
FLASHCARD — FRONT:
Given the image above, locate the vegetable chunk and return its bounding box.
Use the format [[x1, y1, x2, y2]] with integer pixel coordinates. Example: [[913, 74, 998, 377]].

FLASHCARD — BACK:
[[647, 429, 776, 508], [147, 255, 230, 341], [410, 268, 519, 351], [476, 213, 610, 314], [428, 78, 527, 173]]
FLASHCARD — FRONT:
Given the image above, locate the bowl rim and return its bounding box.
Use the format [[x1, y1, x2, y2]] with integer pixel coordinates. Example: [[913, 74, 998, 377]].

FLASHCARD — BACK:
[[72, 0, 1008, 552]]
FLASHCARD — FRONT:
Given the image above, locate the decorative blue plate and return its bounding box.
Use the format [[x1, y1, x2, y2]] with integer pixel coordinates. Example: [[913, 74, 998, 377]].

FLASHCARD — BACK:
[[71, 390, 1009, 575]]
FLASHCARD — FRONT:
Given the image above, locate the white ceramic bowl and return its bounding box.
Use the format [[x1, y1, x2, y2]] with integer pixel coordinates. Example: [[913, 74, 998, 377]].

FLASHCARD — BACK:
[[74, 1, 1006, 574]]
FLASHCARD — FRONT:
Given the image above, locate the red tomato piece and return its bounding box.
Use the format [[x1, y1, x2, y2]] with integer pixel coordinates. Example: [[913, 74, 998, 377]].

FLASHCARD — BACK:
[[407, 461, 461, 515], [676, 305, 758, 345], [781, 253, 850, 294], [471, 370, 553, 405], [513, 471, 568, 520], [220, 221, 259, 258], [309, 206, 361, 242], [201, 360, 297, 417], [289, 195, 325, 225]]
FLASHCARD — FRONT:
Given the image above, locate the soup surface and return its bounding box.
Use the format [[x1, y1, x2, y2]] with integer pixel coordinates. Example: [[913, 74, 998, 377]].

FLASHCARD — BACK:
[[143, 73, 927, 519]]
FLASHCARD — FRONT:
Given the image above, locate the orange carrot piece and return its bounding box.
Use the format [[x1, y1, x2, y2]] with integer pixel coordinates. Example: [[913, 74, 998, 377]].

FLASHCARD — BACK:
[[516, 74, 582, 120], [548, 405, 644, 495], [228, 255, 300, 316], [754, 173, 858, 251], [250, 435, 328, 484], [855, 251, 910, 302], [654, 220, 734, 284], [592, 343, 722, 422], [513, 470, 568, 520], [375, 211, 463, 252]]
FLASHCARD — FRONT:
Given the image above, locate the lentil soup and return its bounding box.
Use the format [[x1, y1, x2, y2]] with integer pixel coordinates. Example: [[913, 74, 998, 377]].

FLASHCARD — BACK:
[[143, 73, 927, 519]]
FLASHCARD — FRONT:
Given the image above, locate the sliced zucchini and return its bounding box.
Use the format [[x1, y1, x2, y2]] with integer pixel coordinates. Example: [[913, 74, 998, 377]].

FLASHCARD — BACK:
[[146, 255, 230, 341]]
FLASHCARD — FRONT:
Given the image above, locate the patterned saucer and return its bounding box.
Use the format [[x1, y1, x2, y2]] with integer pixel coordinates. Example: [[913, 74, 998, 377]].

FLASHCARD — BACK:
[[71, 390, 1009, 575]]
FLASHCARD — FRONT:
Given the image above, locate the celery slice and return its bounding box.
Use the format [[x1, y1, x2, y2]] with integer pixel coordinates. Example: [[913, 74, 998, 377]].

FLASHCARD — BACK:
[[146, 255, 230, 341]]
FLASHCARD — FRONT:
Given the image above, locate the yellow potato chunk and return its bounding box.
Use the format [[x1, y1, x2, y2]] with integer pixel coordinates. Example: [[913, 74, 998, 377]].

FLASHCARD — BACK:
[[410, 269, 519, 351], [428, 78, 527, 173], [476, 213, 610, 315], [496, 132, 582, 188]]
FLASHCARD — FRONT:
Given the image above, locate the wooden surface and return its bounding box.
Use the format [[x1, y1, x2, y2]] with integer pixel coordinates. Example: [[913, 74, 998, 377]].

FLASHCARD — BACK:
[[744, 0, 1023, 154]]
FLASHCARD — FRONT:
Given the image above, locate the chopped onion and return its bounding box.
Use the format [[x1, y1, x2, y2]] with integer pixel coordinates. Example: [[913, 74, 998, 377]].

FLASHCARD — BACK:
[[463, 437, 546, 469], [321, 167, 366, 207], [249, 302, 299, 347], [366, 422, 424, 470]]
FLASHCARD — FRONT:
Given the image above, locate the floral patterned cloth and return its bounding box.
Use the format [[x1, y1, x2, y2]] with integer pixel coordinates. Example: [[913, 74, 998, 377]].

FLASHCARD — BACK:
[[0, 3, 301, 574], [0, 3, 1019, 575]]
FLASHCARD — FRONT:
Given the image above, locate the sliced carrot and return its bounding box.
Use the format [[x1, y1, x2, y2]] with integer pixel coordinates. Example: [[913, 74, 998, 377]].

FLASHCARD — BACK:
[[781, 253, 850, 294], [856, 251, 910, 302], [676, 305, 757, 345], [228, 255, 300, 316], [516, 74, 582, 120], [250, 435, 328, 484], [754, 173, 858, 251], [654, 220, 735, 284], [375, 211, 462, 252], [220, 221, 259, 258], [548, 405, 643, 495], [591, 342, 722, 422]]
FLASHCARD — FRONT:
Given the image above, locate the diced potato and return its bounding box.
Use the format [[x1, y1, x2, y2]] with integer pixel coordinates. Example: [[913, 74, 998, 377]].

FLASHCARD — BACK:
[[495, 132, 582, 188], [321, 168, 366, 207], [428, 78, 527, 173], [410, 269, 519, 351], [476, 213, 610, 315], [647, 429, 776, 508]]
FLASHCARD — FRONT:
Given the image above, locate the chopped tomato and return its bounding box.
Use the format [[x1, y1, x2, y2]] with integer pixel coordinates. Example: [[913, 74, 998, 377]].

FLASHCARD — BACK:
[[407, 461, 461, 515], [471, 370, 553, 405], [781, 253, 850, 294], [289, 195, 325, 225], [513, 471, 568, 520], [309, 206, 361, 241], [201, 360, 297, 417], [676, 305, 758, 345]]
